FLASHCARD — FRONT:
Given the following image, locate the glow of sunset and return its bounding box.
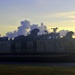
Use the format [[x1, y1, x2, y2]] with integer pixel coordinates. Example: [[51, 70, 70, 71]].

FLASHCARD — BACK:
[[0, 0, 75, 36]]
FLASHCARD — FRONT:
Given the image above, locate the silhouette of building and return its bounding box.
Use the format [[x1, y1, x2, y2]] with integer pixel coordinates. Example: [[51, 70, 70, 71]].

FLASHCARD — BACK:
[[0, 37, 11, 53], [0, 28, 74, 54]]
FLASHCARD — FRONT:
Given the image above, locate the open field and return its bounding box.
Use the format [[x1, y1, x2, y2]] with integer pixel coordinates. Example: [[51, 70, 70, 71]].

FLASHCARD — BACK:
[[0, 65, 75, 75]]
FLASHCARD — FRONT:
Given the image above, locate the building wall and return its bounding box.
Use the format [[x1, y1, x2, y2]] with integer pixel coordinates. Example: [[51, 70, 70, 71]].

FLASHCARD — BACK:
[[27, 42, 33, 53], [0, 41, 11, 53], [61, 39, 75, 53], [0, 39, 74, 54], [37, 40, 66, 53], [37, 40, 53, 53], [15, 42, 21, 53]]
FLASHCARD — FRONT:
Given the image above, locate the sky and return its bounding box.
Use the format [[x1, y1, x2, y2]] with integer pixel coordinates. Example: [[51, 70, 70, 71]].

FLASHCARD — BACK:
[[0, 0, 75, 36]]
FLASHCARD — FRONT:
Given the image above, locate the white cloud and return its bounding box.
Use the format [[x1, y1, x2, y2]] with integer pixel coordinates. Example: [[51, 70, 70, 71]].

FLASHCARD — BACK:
[[6, 20, 47, 38], [59, 30, 69, 36]]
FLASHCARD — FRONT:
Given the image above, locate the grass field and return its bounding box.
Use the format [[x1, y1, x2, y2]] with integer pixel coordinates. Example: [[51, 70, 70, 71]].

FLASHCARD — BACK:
[[0, 65, 75, 75]]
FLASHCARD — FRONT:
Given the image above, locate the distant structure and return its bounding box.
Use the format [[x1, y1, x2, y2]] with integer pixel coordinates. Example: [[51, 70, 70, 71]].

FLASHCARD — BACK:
[[0, 37, 11, 53], [0, 28, 74, 54], [37, 27, 63, 53]]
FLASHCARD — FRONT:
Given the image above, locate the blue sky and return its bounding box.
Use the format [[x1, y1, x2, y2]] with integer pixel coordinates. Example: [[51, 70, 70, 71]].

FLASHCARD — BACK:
[[0, 0, 75, 36]]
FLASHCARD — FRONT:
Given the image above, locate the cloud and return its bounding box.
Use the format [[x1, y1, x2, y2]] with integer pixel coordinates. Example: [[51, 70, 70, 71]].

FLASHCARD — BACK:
[[59, 30, 69, 36], [30, 24, 39, 30], [6, 19, 75, 38], [17, 20, 30, 36], [6, 20, 47, 38], [30, 23, 47, 35], [6, 31, 17, 38], [6, 20, 31, 38], [38, 23, 47, 35], [59, 30, 75, 37]]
